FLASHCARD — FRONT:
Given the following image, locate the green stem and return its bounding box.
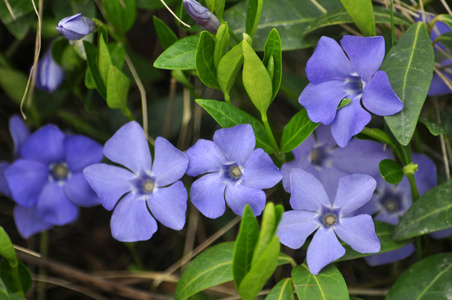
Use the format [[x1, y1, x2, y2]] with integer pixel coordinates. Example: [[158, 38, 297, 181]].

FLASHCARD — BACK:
[[390, 0, 395, 46], [38, 231, 49, 300], [406, 173, 420, 201], [228, 27, 241, 44], [261, 112, 284, 161], [224, 92, 231, 104], [415, 237, 423, 260]]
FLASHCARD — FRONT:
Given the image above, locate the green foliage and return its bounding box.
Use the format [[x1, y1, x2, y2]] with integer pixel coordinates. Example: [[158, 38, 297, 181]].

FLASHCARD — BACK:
[[154, 35, 199, 70], [386, 253, 452, 299], [100, 0, 136, 35], [153, 16, 178, 50], [419, 117, 445, 136], [214, 23, 229, 68], [265, 278, 294, 300], [0, 0, 34, 39], [245, 0, 263, 38], [339, 0, 375, 36], [217, 42, 244, 97], [106, 65, 130, 113], [379, 159, 404, 185], [393, 180, 452, 241], [84, 41, 107, 98], [263, 29, 282, 101], [196, 32, 219, 89], [280, 108, 319, 153]]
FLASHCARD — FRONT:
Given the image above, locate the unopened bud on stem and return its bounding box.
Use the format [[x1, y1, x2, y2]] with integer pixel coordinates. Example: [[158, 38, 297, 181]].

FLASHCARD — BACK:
[[183, 0, 220, 34]]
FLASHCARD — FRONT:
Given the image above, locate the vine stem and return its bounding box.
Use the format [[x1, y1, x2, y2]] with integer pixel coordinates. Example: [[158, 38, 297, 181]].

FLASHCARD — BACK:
[[261, 112, 284, 161], [38, 231, 49, 300]]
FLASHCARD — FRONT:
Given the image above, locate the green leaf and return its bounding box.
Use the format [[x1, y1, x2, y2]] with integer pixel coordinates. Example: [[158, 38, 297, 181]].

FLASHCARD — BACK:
[[214, 23, 229, 68], [435, 31, 452, 51], [154, 35, 199, 70], [100, 0, 136, 35], [0, 261, 31, 296], [98, 35, 113, 84], [233, 205, 259, 289], [205, 0, 215, 14], [196, 31, 219, 89], [339, 0, 375, 36], [337, 98, 351, 110], [386, 253, 452, 300], [106, 65, 130, 110], [153, 16, 178, 50], [265, 278, 294, 300], [0, 67, 27, 104], [393, 180, 452, 241], [84, 41, 107, 99], [196, 99, 274, 153], [215, 0, 226, 20], [0, 0, 34, 39], [246, 0, 263, 38], [0, 278, 10, 300], [108, 43, 126, 70], [280, 109, 319, 153], [292, 264, 349, 300], [337, 221, 412, 261], [379, 159, 404, 185], [217, 42, 243, 95], [252, 203, 280, 266], [382, 22, 435, 146], [433, 15, 452, 30], [242, 40, 273, 114], [263, 29, 282, 101], [419, 117, 445, 136], [305, 7, 410, 34], [0, 228, 17, 264]]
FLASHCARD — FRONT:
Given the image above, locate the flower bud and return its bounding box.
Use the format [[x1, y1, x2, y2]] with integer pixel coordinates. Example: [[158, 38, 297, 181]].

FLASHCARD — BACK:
[[183, 0, 220, 34], [56, 13, 96, 40], [35, 49, 64, 93]]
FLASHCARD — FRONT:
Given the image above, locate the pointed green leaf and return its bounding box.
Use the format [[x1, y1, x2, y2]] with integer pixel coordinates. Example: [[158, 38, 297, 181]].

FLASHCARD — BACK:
[[196, 31, 219, 89], [106, 65, 130, 110], [0, 261, 31, 296], [280, 108, 319, 153], [419, 117, 445, 136], [246, 0, 263, 38], [242, 40, 273, 114], [196, 99, 274, 153], [263, 29, 282, 101], [153, 16, 178, 50], [84, 41, 106, 99], [339, 0, 375, 36], [382, 22, 435, 146], [214, 23, 229, 68], [251, 203, 280, 267], [100, 0, 136, 35], [217, 42, 243, 95], [0, 0, 34, 40], [98, 35, 112, 83], [386, 253, 452, 300], [215, 0, 225, 20], [154, 35, 199, 70], [265, 278, 294, 300], [0, 228, 17, 264], [379, 159, 404, 185], [292, 264, 349, 300], [393, 180, 452, 241], [205, 0, 215, 14], [0, 277, 10, 300]]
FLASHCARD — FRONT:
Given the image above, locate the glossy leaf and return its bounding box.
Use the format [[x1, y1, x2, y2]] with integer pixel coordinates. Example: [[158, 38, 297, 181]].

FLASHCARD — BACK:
[[0, 227, 17, 263], [435, 31, 452, 50], [305, 7, 410, 34], [0, 278, 9, 300], [100, 0, 136, 35], [215, 0, 226, 20], [0, 67, 27, 104], [0, 0, 34, 39], [84, 41, 107, 99], [393, 180, 452, 241], [98, 36, 112, 84], [280, 108, 319, 153], [106, 65, 130, 110], [214, 23, 229, 68], [339, 0, 375, 36], [196, 31, 219, 89], [205, 0, 215, 13], [196, 99, 274, 153], [233, 205, 259, 289], [252, 203, 281, 266], [292, 264, 349, 300], [263, 29, 282, 101], [379, 159, 404, 185], [265, 278, 294, 300], [242, 41, 273, 114], [154, 35, 199, 70], [382, 22, 435, 146], [386, 253, 452, 300], [246, 0, 263, 38], [217, 42, 243, 95], [0, 261, 31, 296], [419, 117, 446, 136], [153, 16, 178, 49]]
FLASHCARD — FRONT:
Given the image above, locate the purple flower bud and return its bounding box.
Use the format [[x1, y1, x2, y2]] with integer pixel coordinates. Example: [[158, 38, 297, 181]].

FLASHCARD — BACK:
[[56, 13, 96, 40], [183, 0, 220, 34], [35, 49, 64, 93]]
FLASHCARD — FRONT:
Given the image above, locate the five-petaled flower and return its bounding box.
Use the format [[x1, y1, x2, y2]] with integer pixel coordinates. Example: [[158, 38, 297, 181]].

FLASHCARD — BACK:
[[299, 35, 403, 147], [84, 121, 189, 242], [57, 13, 96, 40], [277, 169, 380, 275], [185, 124, 282, 218]]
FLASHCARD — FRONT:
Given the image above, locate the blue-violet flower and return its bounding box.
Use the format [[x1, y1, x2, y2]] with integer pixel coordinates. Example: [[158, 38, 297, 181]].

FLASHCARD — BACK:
[[277, 169, 380, 275], [84, 121, 189, 242], [57, 13, 96, 40], [183, 0, 220, 34], [299, 35, 403, 147], [186, 124, 282, 218], [35, 48, 64, 93]]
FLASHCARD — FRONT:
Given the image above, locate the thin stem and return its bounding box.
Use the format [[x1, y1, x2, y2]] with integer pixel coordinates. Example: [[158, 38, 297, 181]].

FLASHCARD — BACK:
[[390, 0, 395, 46], [433, 99, 451, 180], [163, 77, 177, 138], [224, 91, 231, 104], [228, 27, 241, 44], [38, 231, 49, 300], [440, 0, 452, 15], [159, 0, 191, 28]]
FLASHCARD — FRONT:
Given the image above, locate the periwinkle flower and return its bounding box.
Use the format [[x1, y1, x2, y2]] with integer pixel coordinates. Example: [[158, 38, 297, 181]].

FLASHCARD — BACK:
[[186, 124, 282, 218], [56, 13, 96, 40], [277, 169, 380, 275], [183, 0, 220, 34], [299, 35, 403, 147], [84, 121, 189, 242], [4, 124, 102, 238], [35, 48, 64, 93], [281, 125, 389, 198]]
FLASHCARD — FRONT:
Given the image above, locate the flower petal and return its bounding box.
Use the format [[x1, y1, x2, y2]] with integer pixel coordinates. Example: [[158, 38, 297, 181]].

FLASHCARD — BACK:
[[9, 115, 30, 159], [225, 183, 266, 216], [103, 121, 152, 174], [147, 181, 187, 230], [299, 81, 348, 125], [110, 193, 158, 242], [83, 164, 134, 211], [63, 173, 100, 207], [190, 173, 226, 218], [362, 71, 403, 116], [289, 169, 330, 212], [307, 227, 345, 275], [20, 125, 65, 165], [277, 210, 319, 249], [429, 227, 452, 239], [335, 214, 380, 253], [152, 137, 188, 187], [5, 159, 48, 207], [213, 124, 255, 166], [309, 165, 348, 200], [37, 182, 79, 225], [375, 210, 400, 225], [340, 35, 385, 82], [412, 153, 436, 196], [365, 244, 415, 266], [331, 97, 371, 147], [242, 149, 282, 189], [305, 36, 352, 83], [0, 162, 11, 197], [13, 206, 53, 239], [333, 174, 376, 216], [428, 71, 452, 96], [64, 135, 103, 173], [186, 139, 228, 176]]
